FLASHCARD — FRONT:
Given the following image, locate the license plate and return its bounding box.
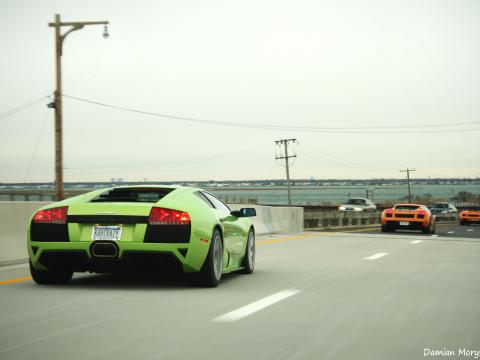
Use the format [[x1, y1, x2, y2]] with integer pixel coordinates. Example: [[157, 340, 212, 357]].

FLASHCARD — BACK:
[[92, 226, 122, 241], [399, 221, 409, 226]]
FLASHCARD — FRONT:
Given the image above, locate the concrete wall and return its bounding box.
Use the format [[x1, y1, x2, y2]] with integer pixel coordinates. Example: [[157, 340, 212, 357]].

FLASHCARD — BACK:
[[229, 204, 304, 234], [0, 201, 46, 265], [0, 201, 304, 265]]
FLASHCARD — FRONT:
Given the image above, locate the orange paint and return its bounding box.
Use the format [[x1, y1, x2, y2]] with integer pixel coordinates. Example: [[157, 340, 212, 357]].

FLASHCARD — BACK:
[[0, 276, 32, 285]]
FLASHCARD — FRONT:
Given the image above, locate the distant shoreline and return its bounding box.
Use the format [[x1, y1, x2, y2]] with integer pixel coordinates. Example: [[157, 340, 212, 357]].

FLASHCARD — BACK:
[[1, 177, 479, 189]]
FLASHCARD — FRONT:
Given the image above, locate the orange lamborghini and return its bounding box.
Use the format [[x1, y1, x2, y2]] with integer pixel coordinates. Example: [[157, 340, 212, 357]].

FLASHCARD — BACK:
[[459, 207, 480, 225], [381, 204, 436, 234]]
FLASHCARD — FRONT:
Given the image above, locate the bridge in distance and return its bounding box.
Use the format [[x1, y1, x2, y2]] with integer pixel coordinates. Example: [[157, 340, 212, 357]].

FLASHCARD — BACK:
[[1, 224, 479, 360]]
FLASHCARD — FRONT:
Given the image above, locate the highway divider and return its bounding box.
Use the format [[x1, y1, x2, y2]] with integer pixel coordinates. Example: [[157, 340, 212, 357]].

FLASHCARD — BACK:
[[229, 204, 304, 234], [0, 201, 46, 265], [304, 209, 380, 229]]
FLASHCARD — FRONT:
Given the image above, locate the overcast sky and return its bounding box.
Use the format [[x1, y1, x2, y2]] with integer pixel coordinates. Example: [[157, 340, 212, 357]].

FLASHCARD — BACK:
[[1, 0, 479, 182]]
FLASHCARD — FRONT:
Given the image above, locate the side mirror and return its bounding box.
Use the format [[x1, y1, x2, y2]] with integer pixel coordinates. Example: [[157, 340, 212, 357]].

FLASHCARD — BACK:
[[231, 208, 256, 217]]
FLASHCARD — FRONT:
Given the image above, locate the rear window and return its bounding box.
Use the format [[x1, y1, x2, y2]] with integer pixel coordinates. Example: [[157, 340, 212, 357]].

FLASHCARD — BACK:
[[394, 205, 420, 211], [91, 188, 174, 203], [347, 199, 366, 205], [432, 203, 447, 208]]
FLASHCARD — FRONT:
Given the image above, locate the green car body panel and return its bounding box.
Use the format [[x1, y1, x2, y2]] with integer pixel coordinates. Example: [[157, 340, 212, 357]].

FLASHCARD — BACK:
[[27, 186, 255, 275]]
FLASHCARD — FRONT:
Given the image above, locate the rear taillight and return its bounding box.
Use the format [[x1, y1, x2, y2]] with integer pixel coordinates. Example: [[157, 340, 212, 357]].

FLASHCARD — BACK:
[[384, 209, 393, 215], [417, 210, 427, 216], [149, 207, 190, 225], [32, 206, 68, 224]]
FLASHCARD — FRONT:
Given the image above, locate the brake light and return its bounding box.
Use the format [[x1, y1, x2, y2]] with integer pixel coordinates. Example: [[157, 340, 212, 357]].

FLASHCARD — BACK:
[[32, 206, 68, 224], [149, 207, 190, 225], [417, 210, 427, 216], [384, 209, 393, 215]]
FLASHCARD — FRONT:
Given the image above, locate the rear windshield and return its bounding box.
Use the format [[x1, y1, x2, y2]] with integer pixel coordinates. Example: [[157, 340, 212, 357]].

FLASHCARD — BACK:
[[432, 203, 447, 208], [91, 188, 174, 203], [466, 207, 480, 211], [394, 205, 420, 211], [346, 199, 366, 205]]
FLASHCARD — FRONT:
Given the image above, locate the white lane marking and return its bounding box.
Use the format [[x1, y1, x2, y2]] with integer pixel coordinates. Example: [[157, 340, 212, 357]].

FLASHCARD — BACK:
[[447, 231, 454, 234], [466, 229, 474, 232], [431, 234, 439, 237], [410, 240, 423, 244], [213, 289, 300, 322], [364, 252, 389, 260]]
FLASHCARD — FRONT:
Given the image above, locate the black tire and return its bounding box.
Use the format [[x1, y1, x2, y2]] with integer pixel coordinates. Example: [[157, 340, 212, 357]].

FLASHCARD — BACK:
[[459, 221, 465, 226], [29, 260, 73, 285], [381, 225, 394, 233], [188, 229, 223, 287], [422, 220, 434, 234], [240, 229, 255, 274]]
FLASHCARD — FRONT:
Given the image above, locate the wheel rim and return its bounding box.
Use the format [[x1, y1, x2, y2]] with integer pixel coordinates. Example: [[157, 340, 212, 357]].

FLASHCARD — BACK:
[[213, 234, 222, 281], [248, 232, 255, 269]]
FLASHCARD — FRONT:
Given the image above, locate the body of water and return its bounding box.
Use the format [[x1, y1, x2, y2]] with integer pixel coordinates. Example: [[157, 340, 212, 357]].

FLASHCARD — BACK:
[[210, 184, 480, 205]]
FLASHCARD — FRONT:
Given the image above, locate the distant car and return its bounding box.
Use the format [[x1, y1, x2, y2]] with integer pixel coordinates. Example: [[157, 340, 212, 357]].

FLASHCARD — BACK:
[[27, 186, 256, 287], [338, 198, 376, 212], [429, 202, 457, 215], [381, 204, 436, 234], [459, 206, 480, 225]]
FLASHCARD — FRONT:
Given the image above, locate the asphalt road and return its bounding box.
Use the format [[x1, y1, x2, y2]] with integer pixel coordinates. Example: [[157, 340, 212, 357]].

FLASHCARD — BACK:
[[1, 229, 479, 360], [333, 222, 480, 239]]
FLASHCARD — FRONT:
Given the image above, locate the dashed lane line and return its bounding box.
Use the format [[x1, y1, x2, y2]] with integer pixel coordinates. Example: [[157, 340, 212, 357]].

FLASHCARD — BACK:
[[212, 289, 301, 322], [410, 240, 423, 244], [364, 252, 389, 260]]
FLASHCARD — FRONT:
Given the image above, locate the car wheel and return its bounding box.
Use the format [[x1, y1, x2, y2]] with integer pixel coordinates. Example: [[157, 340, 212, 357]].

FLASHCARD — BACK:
[[422, 220, 433, 234], [240, 229, 255, 274], [29, 260, 73, 285], [189, 229, 223, 287], [430, 221, 436, 234], [460, 221, 465, 226]]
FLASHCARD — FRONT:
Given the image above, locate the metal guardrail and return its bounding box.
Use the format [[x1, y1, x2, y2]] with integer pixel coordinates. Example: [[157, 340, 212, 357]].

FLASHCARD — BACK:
[[304, 210, 380, 228]]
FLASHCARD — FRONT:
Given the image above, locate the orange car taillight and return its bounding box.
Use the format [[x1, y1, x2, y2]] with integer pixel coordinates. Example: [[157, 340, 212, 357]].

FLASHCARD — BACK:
[[149, 207, 190, 225], [417, 210, 426, 218], [32, 206, 68, 224]]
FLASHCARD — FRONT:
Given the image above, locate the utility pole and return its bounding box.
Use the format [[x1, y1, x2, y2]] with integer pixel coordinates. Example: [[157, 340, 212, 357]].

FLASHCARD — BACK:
[[48, 14, 109, 200], [275, 138, 297, 206], [400, 168, 416, 203]]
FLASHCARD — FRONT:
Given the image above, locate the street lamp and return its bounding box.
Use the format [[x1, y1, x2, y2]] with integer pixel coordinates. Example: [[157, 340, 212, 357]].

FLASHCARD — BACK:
[[48, 14, 109, 200]]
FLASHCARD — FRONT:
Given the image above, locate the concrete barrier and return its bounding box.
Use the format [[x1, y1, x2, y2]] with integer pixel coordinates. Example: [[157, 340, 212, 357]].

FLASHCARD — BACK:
[[0, 201, 303, 266], [0, 201, 46, 265], [229, 204, 304, 234]]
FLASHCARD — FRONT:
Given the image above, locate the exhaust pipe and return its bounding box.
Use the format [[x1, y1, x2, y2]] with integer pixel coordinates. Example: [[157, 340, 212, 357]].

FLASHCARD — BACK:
[[90, 241, 119, 258]]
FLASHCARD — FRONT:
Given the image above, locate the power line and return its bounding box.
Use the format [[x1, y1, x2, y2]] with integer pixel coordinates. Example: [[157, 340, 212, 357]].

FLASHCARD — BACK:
[[63, 94, 480, 134], [24, 109, 50, 182], [0, 96, 49, 121]]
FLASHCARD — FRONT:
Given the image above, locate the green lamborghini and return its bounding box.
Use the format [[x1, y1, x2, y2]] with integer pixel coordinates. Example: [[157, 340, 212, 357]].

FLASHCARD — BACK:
[[27, 186, 256, 287]]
